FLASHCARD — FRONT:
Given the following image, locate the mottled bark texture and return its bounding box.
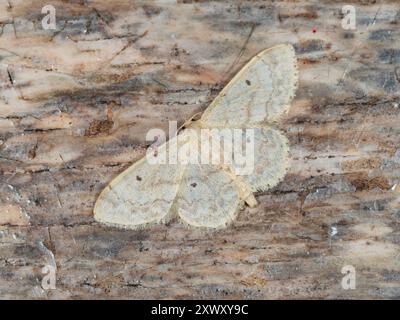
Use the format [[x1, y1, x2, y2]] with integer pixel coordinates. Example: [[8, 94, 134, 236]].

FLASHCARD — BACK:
[[0, 0, 399, 299]]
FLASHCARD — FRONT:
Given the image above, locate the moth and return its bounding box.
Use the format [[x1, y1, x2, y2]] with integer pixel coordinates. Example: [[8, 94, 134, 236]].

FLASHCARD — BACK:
[[94, 44, 298, 229]]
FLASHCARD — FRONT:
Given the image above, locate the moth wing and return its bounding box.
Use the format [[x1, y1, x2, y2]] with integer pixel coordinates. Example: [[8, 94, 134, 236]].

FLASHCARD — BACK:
[[229, 126, 290, 192], [200, 44, 298, 127], [174, 163, 242, 228], [94, 136, 185, 229]]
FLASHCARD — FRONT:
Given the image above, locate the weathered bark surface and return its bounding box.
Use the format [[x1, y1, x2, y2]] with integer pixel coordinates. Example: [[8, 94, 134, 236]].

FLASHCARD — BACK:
[[0, 0, 399, 299]]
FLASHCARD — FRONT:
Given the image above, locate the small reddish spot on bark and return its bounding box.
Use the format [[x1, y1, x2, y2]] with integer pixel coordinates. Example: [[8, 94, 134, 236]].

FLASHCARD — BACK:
[[85, 119, 113, 137]]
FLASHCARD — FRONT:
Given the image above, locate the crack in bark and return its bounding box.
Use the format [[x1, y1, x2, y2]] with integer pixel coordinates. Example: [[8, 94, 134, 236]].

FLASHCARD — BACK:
[[6, 68, 14, 85]]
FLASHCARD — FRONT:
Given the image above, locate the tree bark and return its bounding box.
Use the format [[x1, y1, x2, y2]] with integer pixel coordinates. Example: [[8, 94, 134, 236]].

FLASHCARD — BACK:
[[0, 0, 399, 299]]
